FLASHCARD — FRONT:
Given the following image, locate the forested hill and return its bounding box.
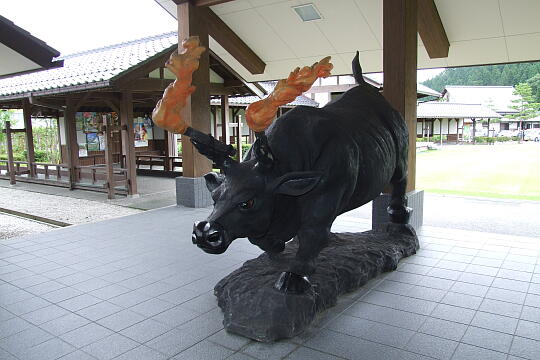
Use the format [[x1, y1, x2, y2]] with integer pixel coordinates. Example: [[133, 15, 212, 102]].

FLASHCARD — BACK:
[[422, 62, 540, 95]]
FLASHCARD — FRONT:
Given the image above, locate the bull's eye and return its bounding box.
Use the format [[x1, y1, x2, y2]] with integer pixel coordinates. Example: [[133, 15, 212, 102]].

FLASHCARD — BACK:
[[239, 199, 255, 210]]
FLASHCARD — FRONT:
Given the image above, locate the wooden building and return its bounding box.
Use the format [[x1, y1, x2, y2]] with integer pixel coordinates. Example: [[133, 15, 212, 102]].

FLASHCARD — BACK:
[[0, 32, 266, 198]]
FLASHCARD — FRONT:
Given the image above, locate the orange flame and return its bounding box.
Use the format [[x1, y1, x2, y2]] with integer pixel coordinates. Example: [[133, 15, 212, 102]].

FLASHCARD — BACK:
[[246, 56, 333, 132], [152, 36, 206, 134]]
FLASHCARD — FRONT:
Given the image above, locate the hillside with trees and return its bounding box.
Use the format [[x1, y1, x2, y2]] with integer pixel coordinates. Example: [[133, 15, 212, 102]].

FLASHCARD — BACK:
[[422, 62, 540, 102]]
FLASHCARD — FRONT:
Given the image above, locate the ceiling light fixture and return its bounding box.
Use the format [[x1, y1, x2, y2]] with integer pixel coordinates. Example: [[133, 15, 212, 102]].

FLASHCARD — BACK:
[[292, 4, 322, 22]]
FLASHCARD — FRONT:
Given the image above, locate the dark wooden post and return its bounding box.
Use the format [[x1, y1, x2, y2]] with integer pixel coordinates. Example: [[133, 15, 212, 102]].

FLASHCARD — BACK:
[[64, 97, 78, 189], [104, 116, 115, 199], [211, 107, 218, 138], [383, 0, 418, 192], [221, 95, 229, 144], [178, 1, 212, 178], [439, 119, 443, 146], [472, 118, 476, 144], [120, 91, 137, 195], [22, 99, 36, 177], [236, 115, 242, 160], [5, 121, 16, 185], [164, 130, 170, 171]]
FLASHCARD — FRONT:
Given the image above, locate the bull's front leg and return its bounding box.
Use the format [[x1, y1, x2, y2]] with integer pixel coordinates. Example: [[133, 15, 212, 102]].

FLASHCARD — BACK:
[[274, 226, 330, 294]]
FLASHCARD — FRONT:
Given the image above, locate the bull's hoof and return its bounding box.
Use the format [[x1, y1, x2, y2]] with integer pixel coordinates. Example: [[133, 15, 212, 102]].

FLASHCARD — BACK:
[[274, 271, 311, 294], [387, 205, 412, 224]]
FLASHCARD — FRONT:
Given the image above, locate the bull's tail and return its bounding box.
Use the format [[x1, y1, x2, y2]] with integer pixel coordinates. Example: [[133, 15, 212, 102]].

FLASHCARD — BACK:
[[352, 51, 364, 85]]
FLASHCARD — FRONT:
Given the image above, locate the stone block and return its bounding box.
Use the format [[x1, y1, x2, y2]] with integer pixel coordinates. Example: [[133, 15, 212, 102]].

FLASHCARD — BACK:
[[176, 176, 212, 208]]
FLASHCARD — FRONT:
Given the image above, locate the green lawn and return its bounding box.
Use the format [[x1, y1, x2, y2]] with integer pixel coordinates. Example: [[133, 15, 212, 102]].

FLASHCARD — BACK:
[[416, 143, 540, 201]]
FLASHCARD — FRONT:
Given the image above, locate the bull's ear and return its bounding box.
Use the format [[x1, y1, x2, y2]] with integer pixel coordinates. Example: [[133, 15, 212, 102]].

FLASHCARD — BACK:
[[273, 171, 322, 196], [204, 172, 223, 192]]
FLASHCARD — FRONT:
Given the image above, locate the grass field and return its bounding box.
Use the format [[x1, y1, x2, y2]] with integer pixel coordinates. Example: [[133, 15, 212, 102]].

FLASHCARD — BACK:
[[416, 143, 540, 201]]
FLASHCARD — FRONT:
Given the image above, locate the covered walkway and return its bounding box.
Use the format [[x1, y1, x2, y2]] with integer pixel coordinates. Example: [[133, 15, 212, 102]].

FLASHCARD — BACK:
[[1, 205, 540, 359]]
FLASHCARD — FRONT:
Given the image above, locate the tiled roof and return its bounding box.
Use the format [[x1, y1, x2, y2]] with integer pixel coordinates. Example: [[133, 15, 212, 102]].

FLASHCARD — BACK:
[[0, 32, 178, 98], [443, 86, 519, 114], [210, 81, 319, 108], [417, 102, 502, 119]]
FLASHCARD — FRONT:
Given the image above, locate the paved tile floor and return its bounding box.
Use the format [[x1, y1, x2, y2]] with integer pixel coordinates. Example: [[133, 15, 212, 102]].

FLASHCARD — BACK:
[[1, 206, 540, 359]]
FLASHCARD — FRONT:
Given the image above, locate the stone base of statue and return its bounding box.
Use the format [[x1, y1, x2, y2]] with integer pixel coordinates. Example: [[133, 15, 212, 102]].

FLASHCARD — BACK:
[[214, 223, 419, 342]]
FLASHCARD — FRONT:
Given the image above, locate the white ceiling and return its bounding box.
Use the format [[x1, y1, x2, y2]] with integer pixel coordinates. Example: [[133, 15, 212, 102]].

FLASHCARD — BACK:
[[156, 0, 540, 82], [0, 43, 42, 77]]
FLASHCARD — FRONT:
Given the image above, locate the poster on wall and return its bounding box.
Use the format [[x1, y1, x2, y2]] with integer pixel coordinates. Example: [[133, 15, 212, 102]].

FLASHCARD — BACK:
[[134, 116, 153, 147], [86, 133, 100, 151]]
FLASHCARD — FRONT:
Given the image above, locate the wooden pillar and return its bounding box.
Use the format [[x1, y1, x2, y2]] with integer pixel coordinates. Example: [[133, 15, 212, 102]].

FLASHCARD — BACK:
[[439, 119, 443, 146], [64, 97, 78, 189], [104, 116, 115, 199], [178, 1, 212, 177], [5, 121, 16, 185], [120, 91, 137, 195], [236, 115, 242, 161], [163, 130, 170, 171], [383, 0, 418, 192], [22, 99, 36, 177], [221, 95, 229, 144], [472, 118, 476, 144], [211, 107, 218, 138]]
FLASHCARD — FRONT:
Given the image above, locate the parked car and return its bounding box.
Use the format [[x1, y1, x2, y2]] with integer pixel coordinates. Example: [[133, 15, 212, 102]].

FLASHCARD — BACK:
[[524, 129, 540, 142]]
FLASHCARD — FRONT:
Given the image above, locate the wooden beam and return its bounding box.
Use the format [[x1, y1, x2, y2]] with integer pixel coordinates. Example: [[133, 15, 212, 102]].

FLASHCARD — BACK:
[[383, 0, 418, 192], [29, 96, 65, 111], [173, 0, 236, 7], [103, 99, 120, 114], [104, 117, 115, 199], [178, 1, 213, 178], [64, 97, 79, 189], [417, 0, 449, 58], [5, 121, 16, 185], [221, 95, 229, 144], [22, 99, 36, 177], [124, 78, 173, 92], [120, 91, 138, 195], [74, 92, 93, 111], [201, 8, 266, 75]]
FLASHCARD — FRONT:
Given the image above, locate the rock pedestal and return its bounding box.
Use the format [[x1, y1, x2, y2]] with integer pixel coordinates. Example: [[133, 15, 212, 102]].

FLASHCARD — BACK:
[[214, 223, 419, 342]]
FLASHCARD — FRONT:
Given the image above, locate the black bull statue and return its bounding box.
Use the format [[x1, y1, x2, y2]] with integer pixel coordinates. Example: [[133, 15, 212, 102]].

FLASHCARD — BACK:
[[190, 54, 411, 293]]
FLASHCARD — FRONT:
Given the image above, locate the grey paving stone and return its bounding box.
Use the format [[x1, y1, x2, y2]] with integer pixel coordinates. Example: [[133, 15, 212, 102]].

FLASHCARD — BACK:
[[528, 283, 540, 295], [470, 311, 518, 334], [416, 275, 455, 290], [157, 287, 200, 305], [441, 292, 482, 310], [114, 345, 167, 360], [451, 343, 506, 360], [151, 305, 200, 327], [524, 293, 540, 308], [58, 293, 103, 312], [9, 274, 50, 288], [407, 285, 447, 302], [0, 307, 15, 321], [418, 317, 468, 341], [208, 329, 251, 351], [521, 306, 540, 323], [146, 328, 203, 357], [57, 272, 95, 286], [450, 282, 489, 297], [457, 273, 494, 286], [0, 326, 54, 357], [39, 312, 90, 336], [89, 284, 131, 301], [181, 291, 219, 314], [77, 301, 122, 321], [516, 319, 540, 341], [464, 264, 499, 277], [510, 336, 540, 359], [58, 350, 98, 360], [430, 303, 476, 324], [325, 314, 375, 336], [60, 322, 114, 348], [346, 302, 427, 331], [0, 348, 18, 360], [485, 287, 527, 304], [70, 278, 111, 292], [405, 332, 458, 360], [82, 333, 138, 360], [226, 353, 258, 360], [19, 337, 76, 360], [428, 268, 462, 281], [20, 304, 68, 325], [26, 280, 66, 296], [491, 278, 530, 293], [41, 287, 84, 303], [285, 347, 344, 360], [172, 340, 235, 360], [120, 318, 172, 343], [470, 257, 503, 268], [461, 326, 513, 353], [129, 298, 175, 317], [107, 289, 154, 308], [497, 269, 532, 282], [436, 260, 468, 272], [0, 289, 34, 306], [0, 316, 31, 339], [479, 298, 523, 318], [96, 309, 146, 332], [399, 263, 432, 275], [242, 340, 298, 360], [361, 322, 415, 348], [3, 295, 50, 315], [362, 291, 437, 315]]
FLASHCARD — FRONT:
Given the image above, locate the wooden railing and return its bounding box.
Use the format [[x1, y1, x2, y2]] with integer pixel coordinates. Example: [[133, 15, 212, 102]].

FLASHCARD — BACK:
[[136, 154, 182, 171], [34, 162, 69, 181], [76, 165, 129, 188]]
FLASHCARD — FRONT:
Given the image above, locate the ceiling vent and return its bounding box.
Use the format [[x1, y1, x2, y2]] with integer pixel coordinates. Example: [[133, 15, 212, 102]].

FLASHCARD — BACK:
[[292, 4, 322, 22]]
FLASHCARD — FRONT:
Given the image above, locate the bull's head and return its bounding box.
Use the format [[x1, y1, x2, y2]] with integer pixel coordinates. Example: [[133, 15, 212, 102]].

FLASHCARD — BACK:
[[191, 134, 321, 254]]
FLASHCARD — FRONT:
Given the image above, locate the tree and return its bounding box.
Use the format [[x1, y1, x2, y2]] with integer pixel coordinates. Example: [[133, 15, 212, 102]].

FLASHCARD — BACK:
[[509, 83, 540, 141]]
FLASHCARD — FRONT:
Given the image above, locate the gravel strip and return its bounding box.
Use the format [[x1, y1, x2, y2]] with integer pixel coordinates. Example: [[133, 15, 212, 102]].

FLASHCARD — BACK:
[[0, 187, 143, 225], [0, 213, 53, 240]]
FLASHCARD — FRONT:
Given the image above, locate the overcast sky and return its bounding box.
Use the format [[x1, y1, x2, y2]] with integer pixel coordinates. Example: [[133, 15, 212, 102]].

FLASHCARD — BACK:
[[2, 0, 443, 81]]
